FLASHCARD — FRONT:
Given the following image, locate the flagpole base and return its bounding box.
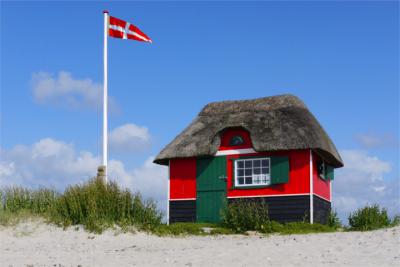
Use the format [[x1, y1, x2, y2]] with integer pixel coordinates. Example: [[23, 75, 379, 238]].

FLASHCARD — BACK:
[[97, 165, 107, 185]]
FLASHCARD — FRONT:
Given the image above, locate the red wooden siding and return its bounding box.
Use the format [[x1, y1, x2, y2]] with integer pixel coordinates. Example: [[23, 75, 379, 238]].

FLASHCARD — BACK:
[[218, 128, 253, 150], [168, 128, 332, 201], [312, 152, 331, 201], [227, 150, 310, 198], [169, 158, 196, 200]]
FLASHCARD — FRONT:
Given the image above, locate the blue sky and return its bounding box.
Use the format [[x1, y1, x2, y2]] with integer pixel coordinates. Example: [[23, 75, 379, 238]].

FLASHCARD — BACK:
[[1, 1, 399, 221]]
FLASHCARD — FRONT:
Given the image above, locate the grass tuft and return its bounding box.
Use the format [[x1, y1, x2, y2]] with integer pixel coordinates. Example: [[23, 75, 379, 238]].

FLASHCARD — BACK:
[[0, 177, 162, 233]]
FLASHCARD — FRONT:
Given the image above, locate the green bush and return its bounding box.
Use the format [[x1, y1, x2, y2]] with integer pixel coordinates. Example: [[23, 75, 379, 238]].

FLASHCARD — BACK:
[[348, 204, 390, 231], [327, 210, 342, 229], [222, 199, 269, 233]]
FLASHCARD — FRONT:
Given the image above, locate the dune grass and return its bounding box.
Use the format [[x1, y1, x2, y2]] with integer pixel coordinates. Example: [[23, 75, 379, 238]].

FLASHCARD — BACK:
[[0, 177, 162, 233]]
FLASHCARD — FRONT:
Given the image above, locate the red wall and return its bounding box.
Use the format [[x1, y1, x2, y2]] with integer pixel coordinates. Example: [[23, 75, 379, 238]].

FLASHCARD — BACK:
[[169, 158, 196, 200], [227, 150, 310, 198], [168, 129, 331, 202], [312, 152, 331, 201]]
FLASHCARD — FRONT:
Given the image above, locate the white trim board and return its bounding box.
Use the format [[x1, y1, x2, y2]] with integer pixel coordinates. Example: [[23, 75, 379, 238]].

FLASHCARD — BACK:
[[227, 193, 310, 199], [167, 160, 170, 225], [309, 149, 314, 224], [215, 148, 256, 156], [169, 198, 196, 201], [313, 193, 331, 203], [169, 194, 331, 202]]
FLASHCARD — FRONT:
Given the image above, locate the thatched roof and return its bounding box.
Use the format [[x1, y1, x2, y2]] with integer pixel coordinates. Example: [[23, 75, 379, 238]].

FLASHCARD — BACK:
[[154, 95, 343, 167]]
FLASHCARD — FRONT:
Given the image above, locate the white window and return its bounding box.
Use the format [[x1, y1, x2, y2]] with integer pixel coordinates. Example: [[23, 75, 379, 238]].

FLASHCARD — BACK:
[[234, 158, 271, 187]]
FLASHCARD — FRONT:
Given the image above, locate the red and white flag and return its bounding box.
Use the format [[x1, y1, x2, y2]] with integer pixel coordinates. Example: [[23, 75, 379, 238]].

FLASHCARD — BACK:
[[108, 15, 152, 43]]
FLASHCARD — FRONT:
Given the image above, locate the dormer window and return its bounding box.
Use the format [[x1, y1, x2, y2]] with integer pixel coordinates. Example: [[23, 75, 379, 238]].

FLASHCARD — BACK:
[[229, 135, 245, 146]]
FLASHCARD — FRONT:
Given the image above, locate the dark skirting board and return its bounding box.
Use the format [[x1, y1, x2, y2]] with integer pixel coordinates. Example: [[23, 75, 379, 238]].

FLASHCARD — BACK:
[[169, 200, 196, 223], [228, 195, 311, 223], [169, 195, 331, 224], [313, 195, 331, 225]]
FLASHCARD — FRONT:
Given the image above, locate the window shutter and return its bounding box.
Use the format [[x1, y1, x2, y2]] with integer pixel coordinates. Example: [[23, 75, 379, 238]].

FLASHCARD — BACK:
[[325, 165, 334, 180], [271, 156, 289, 184]]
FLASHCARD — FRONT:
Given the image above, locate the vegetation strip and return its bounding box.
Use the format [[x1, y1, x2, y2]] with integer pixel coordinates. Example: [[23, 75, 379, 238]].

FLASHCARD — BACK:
[[1, 178, 399, 235]]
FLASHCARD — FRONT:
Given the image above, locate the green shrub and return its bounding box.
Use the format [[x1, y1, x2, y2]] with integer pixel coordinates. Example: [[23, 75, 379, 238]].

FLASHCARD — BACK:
[[348, 204, 390, 231], [222, 199, 269, 233], [327, 210, 342, 229]]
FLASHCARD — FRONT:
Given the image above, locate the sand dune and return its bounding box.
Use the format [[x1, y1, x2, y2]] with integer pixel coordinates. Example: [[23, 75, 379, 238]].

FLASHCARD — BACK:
[[1, 220, 399, 267]]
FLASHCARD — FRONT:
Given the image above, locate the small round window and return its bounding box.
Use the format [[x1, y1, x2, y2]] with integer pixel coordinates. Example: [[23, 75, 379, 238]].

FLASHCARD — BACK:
[[229, 135, 245, 146]]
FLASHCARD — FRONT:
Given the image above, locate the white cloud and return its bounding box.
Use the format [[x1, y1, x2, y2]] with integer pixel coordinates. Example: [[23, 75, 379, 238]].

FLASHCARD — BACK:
[[0, 138, 168, 215], [31, 71, 118, 111], [0, 138, 99, 188], [355, 133, 398, 149], [332, 149, 399, 222], [109, 123, 151, 153]]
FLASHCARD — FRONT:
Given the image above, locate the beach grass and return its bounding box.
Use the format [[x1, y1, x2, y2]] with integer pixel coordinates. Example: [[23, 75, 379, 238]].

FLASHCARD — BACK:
[[0, 177, 162, 233]]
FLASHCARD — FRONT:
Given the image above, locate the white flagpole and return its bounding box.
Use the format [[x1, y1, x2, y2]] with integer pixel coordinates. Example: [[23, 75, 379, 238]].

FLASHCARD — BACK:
[[103, 10, 109, 184]]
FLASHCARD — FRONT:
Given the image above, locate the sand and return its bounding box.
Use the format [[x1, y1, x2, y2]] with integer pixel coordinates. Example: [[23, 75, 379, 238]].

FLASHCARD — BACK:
[[1, 220, 399, 267]]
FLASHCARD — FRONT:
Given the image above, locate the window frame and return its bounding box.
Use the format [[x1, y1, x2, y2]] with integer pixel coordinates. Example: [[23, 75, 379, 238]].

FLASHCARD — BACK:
[[233, 157, 271, 188]]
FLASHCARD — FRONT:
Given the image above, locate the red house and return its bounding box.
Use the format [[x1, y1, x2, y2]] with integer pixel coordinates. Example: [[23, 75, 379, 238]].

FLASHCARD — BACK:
[[154, 95, 343, 224]]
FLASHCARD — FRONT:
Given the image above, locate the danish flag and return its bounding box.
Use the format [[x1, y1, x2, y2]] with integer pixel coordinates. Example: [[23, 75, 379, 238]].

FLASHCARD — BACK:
[[108, 15, 152, 43]]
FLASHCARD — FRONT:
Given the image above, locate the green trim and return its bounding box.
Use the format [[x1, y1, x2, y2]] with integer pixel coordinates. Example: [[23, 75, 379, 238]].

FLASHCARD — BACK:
[[270, 156, 290, 184], [325, 165, 334, 181]]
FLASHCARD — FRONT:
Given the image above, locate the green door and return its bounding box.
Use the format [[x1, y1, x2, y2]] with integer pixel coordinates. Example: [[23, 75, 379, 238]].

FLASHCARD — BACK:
[[196, 156, 227, 223]]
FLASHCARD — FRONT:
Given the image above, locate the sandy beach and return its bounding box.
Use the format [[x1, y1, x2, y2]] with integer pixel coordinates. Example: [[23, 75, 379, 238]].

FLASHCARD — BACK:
[[1, 220, 399, 267]]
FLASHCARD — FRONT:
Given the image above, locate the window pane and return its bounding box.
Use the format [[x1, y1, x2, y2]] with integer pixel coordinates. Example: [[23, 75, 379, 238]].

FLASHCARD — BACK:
[[245, 177, 252, 184], [245, 160, 252, 168], [230, 135, 244, 146], [237, 178, 244, 185], [261, 159, 268, 167], [253, 160, 261, 167], [262, 168, 268, 174], [245, 169, 252, 176], [261, 175, 267, 183], [237, 161, 244, 168], [253, 168, 261, 175], [237, 169, 244, 177]]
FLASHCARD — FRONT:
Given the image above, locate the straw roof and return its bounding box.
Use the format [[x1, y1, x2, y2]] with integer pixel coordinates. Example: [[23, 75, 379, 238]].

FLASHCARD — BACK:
[[154, 95, 343, 167]]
